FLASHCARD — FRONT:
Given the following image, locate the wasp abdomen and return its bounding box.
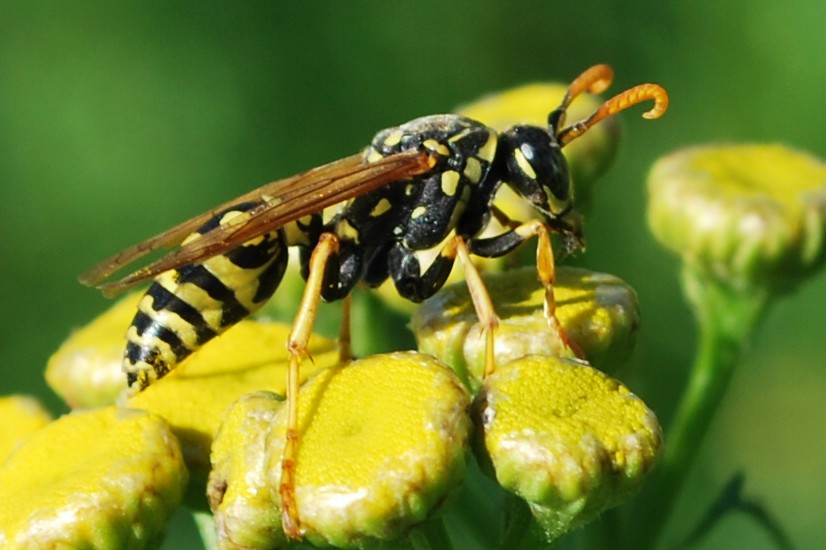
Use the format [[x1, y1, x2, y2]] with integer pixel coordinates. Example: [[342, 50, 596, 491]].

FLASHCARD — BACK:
[[123, 202, 289, 393]]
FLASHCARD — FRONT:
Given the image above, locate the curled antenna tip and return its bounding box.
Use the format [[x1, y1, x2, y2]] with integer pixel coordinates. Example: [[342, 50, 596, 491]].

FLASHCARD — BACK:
[[584, 64, 614, 94], [638, 84, 669, 119], [563, 64, 615, 107]]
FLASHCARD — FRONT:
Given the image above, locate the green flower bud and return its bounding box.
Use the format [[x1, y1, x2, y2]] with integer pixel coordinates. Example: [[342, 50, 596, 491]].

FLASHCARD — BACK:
[[411, 266, 640, 390], [0, 407, 187, 549], [474, 355, 661, 542], [268, 352, 470, 548], [648, 144, 826, 291], [208, 391, 286, 549], [0, 395, 52, 463]]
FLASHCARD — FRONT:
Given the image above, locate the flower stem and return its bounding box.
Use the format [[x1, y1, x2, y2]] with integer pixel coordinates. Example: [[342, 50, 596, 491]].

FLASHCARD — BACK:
[[192, 509, 218, 550], [632, 265, 770, 549], [406, 517, 454, 550]]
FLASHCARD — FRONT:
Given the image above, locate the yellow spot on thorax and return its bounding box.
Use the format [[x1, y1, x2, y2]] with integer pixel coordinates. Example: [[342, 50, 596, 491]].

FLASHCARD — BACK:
[[422, 139, 451, 158], [382, 130, 404, 148], [448, 128, 472, 143], [441, 171, 460, 197], [370, 197, 393, 218], [364, 148, 384, 163], [464, 156, 483, 184], [477, 132, 498, 164]]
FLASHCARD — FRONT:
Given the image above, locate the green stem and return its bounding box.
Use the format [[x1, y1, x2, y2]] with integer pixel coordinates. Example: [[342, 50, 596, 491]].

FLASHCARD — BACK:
[[405, 517, 454, 550], [499, 494, 550, 549], [191, 509, 218, 550], [587, 506, 622, 549], [632, 265, 770, 549]]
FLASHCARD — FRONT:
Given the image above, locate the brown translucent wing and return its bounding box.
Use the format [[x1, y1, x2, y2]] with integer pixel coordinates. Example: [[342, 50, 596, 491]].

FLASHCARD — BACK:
[[80, 149, 431, 297]]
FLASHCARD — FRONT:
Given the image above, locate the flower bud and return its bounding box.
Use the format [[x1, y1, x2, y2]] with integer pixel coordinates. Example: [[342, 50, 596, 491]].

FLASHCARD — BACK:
[[648, 144, 826, 291], [46, 292, 142, 408], [0, 395, 52, 462], [209, 391, 286, 549], [0, 407, 187, 548], [48, 295, 339, 479], [268, 352, 470, 548], [127, 321, 338, 478], [474, 355, 661, 541], [411, 266, 640, 390]]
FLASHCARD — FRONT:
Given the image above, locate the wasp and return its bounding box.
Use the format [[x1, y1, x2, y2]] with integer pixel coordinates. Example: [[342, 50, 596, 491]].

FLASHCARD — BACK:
[[80, 64, 668, 538]]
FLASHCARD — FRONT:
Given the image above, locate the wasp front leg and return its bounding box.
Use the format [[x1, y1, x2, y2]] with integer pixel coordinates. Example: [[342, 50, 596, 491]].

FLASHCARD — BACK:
[[469, 219, 585, 359], [388, 238, 500, 378]]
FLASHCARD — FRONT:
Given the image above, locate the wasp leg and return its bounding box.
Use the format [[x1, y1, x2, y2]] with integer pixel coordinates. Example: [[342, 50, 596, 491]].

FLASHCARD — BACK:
[[469, 220, 584, 359], [300, 239, 362, 362], [388, 238, 500, 378], [280, 232, 342, 539], [338, 293, 353, 363]]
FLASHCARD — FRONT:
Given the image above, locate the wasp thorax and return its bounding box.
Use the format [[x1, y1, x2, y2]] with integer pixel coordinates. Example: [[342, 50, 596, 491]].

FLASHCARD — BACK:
[[500, 125, 572, 220]]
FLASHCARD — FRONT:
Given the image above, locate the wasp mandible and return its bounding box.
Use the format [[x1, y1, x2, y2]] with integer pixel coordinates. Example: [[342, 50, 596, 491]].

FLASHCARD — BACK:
[[80, 64, 668, 538]]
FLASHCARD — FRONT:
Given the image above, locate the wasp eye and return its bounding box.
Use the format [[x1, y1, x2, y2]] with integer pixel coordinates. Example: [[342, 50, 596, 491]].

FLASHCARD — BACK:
[[501, 126, 572, 218]]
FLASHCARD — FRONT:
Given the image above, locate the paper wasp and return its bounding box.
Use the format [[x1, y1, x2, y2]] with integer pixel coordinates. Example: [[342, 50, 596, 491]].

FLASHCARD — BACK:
[[80, 64, 667, 538]]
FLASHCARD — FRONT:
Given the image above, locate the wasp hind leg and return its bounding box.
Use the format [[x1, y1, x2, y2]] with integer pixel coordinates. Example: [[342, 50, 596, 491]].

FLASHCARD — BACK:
[[279, 232, 345, 538]]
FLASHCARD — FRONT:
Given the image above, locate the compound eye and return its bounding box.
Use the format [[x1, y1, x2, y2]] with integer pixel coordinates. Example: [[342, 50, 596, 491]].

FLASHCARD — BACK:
[[504, 126, 572, 217]]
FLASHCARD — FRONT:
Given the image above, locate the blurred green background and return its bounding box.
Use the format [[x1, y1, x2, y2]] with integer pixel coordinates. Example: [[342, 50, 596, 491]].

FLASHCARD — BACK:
[[1, 2, 824, 548]]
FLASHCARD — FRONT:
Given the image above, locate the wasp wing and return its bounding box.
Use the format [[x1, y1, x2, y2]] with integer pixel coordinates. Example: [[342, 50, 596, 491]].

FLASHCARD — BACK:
[[80, 149, 431, 296], [79, 153, 374, 287]]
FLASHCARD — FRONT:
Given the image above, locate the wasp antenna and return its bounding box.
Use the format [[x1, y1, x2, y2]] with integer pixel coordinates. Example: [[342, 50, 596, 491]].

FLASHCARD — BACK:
[[611, 83, 669, 120], [559, 64, 615, 110], [558, 83, 669, 146]]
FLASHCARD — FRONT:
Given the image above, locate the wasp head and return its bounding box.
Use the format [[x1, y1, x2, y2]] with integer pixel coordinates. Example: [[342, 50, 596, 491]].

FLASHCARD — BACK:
[[498, 64, 669, 254], [500, 120, 583, 252]]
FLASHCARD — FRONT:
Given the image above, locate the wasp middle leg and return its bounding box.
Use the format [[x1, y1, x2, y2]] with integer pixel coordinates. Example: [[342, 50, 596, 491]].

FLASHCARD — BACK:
[[387, 236, 501, 378]]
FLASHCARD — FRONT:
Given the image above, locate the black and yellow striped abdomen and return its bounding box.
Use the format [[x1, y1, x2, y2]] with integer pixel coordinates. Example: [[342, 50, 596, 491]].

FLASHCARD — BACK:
[[123, 202, 289, 393]]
